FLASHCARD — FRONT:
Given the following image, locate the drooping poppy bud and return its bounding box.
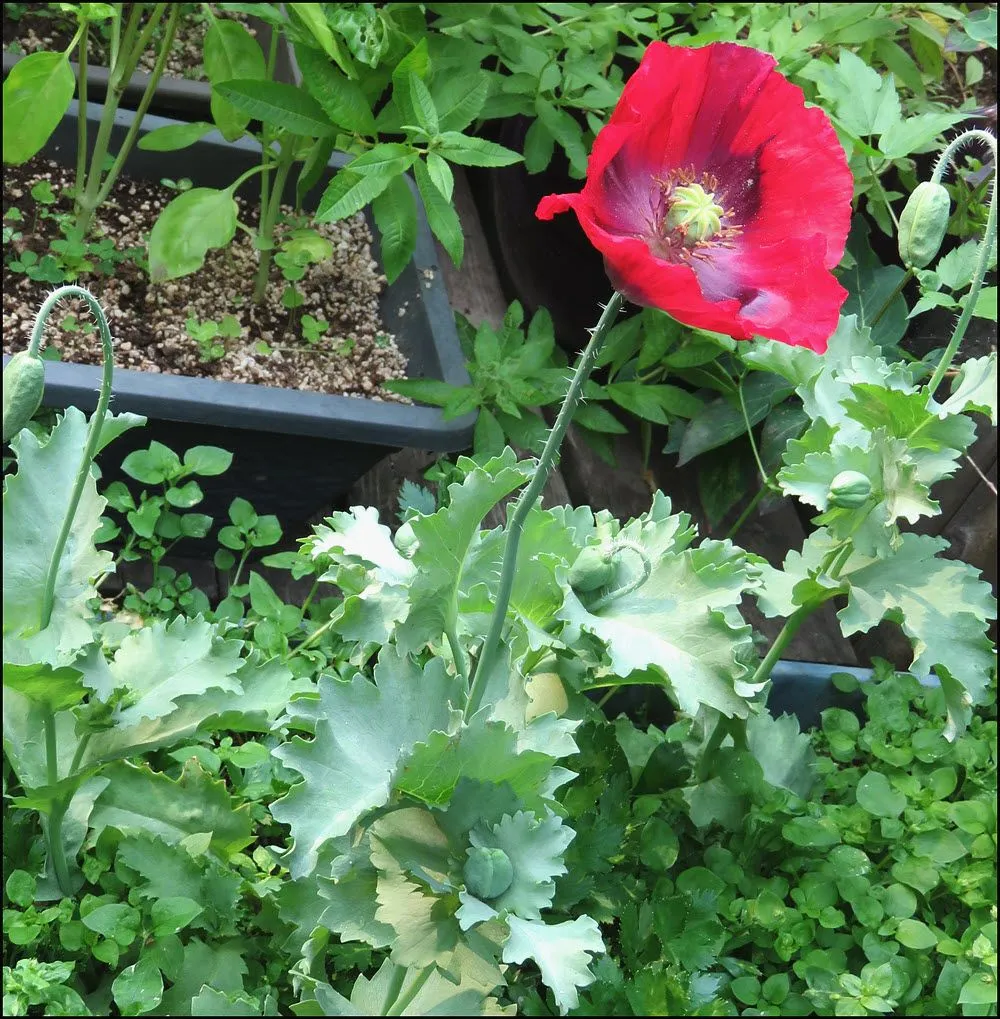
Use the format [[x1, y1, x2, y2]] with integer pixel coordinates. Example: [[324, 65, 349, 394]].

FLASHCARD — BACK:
[[2, 350, 46, 442], [898, 181, 951, 269]]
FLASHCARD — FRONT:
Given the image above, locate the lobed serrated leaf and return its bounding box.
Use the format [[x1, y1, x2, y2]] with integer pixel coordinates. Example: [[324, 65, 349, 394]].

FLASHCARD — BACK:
[[502, 915, 604, 1014], [3, 408, 140, 666], [397, 449, 533, 654], [102, 616, 243, 729], [272, 647, 461, 877], [836, 533, 997, 738], [465, 811, 574, 922], [557, 494, 759, 718], [88, 759, 252, 857]]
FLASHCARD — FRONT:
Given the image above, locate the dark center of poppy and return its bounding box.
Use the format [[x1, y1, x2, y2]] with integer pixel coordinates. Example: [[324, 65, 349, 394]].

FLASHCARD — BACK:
[[646, 168, 741, 262]]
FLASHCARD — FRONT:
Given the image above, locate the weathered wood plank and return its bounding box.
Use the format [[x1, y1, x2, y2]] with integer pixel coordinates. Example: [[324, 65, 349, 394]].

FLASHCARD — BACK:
[[348, 166, 571, 525], [918, 423, 997, 537], [437, 168, 508, 330]]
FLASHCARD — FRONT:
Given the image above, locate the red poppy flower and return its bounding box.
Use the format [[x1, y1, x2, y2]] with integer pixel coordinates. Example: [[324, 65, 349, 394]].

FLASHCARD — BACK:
[[536, 42, 853, 351]]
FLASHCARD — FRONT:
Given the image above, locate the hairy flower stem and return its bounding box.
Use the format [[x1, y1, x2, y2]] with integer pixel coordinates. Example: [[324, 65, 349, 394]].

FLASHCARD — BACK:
[[466, 292, 624, 719], [586, 540, 653, 613], [44, 709, 74, 895], [700, 554, 851, 782], [29, 288, 115, 895], [35, 287, 116, 631], [869, 267, 914, 330], [925, 129, 998, 399], [724, 480, 772, 541]]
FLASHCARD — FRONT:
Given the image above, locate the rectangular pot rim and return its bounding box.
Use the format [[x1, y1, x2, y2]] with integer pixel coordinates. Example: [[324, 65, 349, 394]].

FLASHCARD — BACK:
[[8, 100, 475, 452], [2, 47, 211, 103]]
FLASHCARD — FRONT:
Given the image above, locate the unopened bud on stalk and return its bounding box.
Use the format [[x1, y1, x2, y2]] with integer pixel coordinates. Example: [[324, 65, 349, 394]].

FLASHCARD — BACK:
[[828, 470, 872, 509], [2, 350, 46, 442], [898, 181, 951, 269]]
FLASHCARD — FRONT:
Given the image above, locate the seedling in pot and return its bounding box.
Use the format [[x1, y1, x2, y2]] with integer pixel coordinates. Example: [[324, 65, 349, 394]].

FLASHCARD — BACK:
[[185, 314, 243, 363], [3, 206, 25, 244], [141, 5, 521, 301], [160, 175, 193, 193]]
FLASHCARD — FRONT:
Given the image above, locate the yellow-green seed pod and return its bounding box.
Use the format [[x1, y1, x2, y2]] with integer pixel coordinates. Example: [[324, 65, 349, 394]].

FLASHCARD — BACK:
[[2, 351, 46, 442], [828, 470, 872, 510], [898, 181, 951, 269]]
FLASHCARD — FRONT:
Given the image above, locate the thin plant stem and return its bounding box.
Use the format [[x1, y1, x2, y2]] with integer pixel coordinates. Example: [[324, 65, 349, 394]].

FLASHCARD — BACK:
[[746, 604, 815, 692], [255, 30, 282, 296], [75, 22, 89, 198], [35, 287, 115, 631], [870, 266, 913, 328], [387, 965, 431, 1017], [68, 733, 93, 778], [75, 4, 171, 234], [91, 4, 180, 213], [107, 4, 122, 68], [231, 546, 252, 589], [924, 130, 998, 399], [737, 375, 769, 485], [867, 156, 900, 230], [44, 709, 73, 895], [595, 688, 618, 710], [254, 152, 294, 303], [299, 579, 321, 617], [446, 625, 469, 685], [724, 480, 772, 541], [965, 455, 998, 496], [467, 292, 624, 719], [287, 615, 337, 661], [74, 3, 150, 224], [696, 712, 731, 783]]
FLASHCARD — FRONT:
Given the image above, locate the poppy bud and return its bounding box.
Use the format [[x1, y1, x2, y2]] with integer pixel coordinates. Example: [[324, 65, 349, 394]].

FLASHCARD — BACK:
[[3, 350, 46, 442], [828, 470, 872, 509], [898, 181, 951, 269], [464, 846, 514, 900]]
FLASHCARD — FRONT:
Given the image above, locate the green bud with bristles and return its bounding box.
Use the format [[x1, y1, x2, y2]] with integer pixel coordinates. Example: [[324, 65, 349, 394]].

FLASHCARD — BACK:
[[898, 181, 951, 269], [568, 546, 616, 593], [3, 351, 46, 442]]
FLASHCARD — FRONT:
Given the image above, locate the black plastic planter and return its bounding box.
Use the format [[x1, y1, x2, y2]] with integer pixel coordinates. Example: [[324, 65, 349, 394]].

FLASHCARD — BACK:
[[2, 17, 290, 121], [4, 102, 474, 523], [767, 660, 938, 730], [600, 660, 940, 732]]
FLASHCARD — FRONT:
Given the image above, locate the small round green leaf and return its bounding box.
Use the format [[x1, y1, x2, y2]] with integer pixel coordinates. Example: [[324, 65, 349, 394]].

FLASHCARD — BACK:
[[639, 817, 680, 871], [856, 771, 906, 818], [730, 976, 761, 1006], [112, 957, 164, 1016], [183, 445, 233, 476], [4, 869, 36, 907], [895, 917, 938, 950], [882, 883, 917, 918]]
